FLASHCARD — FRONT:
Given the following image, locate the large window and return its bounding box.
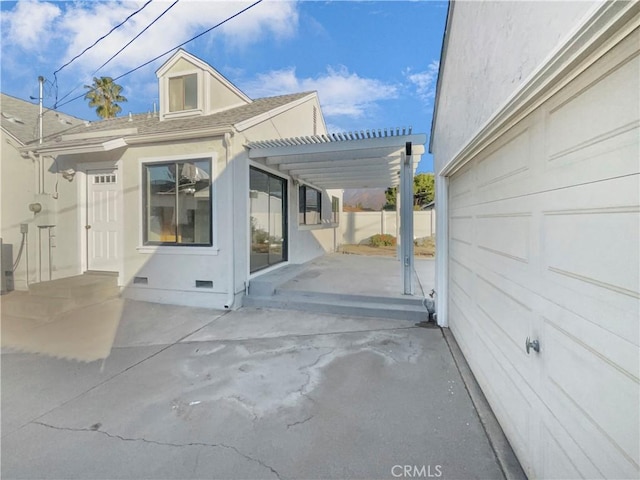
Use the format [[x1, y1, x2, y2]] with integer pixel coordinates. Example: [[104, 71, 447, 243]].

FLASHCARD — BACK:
[[299, 185, 321, 225], [143, 159, 211, 246], [169, 74, 197, 112], [250, 168, 287, 273]]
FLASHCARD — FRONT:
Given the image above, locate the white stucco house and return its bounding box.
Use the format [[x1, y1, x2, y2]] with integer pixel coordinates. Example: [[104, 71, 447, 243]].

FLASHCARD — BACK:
[[430, 1, 638, 479], [2, 49, 425, 309]]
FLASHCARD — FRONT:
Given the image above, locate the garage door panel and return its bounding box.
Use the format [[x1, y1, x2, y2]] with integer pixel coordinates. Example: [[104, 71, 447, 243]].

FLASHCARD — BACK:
[[542, 323, 639, 478], [544, 318, 639, 466], [543, 208, 640, 299], [546, 46, 639, 161], [450, 258, 474, 301], [542, 301, 639, 378], [450, 215, 474, 245], [541, 420, 602, 479], [450, 300, 533, 461], [477, 213, 532, 264], [540, 270, 639, 344], [475, 274, 533, 354], [449, 164, 476, 208], [477, 126, 532, 187]]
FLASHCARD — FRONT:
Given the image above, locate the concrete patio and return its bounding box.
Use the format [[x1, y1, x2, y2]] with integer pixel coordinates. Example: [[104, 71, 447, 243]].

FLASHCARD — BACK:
[[2, 302, 512, 479], [245, 254, 436, 321], [1, 253, 525, 479]]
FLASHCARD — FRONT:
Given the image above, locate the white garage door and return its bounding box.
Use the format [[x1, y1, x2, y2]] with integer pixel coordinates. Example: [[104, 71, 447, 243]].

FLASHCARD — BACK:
[[447, 29, 639, 479]]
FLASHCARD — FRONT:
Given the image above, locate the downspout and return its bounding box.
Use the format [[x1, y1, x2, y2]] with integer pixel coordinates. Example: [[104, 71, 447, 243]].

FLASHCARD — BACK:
[[26, 151, 42, 194], [223, 132, 236, 309]]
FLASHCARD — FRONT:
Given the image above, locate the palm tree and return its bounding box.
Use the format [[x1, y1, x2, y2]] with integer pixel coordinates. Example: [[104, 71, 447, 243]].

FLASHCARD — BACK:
[[83, 77, 127, 119]]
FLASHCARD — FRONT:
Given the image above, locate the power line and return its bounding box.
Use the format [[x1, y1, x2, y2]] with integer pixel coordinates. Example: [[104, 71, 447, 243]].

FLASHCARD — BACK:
[[53, 0, 153, 107], [53, 0, 153, 77], [55, 0, 180, 106], [54, 0, 264, 113]]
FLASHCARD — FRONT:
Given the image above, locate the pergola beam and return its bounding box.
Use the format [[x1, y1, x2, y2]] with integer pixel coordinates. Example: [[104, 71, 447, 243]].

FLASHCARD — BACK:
[[248, 134, 427, 159]]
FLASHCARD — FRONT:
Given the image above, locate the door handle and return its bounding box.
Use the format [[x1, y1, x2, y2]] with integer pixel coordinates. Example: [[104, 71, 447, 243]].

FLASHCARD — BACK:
[[525, 337, 540, 354], [85, 225, 92, 230]]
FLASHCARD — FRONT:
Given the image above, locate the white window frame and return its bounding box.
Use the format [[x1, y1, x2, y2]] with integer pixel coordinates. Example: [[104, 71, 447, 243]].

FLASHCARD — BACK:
[[161, 69, 204, 119]]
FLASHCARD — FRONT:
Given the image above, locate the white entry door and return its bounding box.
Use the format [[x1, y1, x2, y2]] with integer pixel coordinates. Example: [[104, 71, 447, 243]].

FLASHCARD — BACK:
[[86, 169, 119, 272]]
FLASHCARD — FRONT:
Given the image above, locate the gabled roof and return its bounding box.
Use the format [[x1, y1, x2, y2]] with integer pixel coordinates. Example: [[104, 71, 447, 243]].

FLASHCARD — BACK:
[[29, 92, 316, 154], [156, 49, 251, 104], [0, 93, 85, 145]]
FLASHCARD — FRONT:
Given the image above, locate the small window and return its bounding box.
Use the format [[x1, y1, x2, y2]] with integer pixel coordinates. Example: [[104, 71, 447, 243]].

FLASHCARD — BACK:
[[299, 185, 321, 225], [169, 74, 197, 112], [331, 196, 339, 224], [143, 159, 211, 246]]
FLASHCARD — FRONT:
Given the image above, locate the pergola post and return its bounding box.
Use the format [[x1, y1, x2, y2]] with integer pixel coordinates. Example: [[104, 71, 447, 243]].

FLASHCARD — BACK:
[[400, 143, 414, 295]]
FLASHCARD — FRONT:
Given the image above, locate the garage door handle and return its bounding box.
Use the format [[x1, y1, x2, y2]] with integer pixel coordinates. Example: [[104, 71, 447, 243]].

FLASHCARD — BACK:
[[525, 337, 540, 354]]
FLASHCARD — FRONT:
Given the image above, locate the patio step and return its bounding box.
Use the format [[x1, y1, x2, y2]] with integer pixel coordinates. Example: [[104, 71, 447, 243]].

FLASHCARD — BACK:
[[243, 290, 429, 322], [248, 264, 308, 297], [1, 273, 119, 323]]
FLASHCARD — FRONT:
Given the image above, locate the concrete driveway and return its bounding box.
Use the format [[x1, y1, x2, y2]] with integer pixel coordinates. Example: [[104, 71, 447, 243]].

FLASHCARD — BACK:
[[2, 302, 505, 480]]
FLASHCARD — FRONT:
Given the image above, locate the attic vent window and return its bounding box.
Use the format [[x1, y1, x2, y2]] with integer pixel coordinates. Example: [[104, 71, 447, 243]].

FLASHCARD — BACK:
[[169, 74, 197, 112]]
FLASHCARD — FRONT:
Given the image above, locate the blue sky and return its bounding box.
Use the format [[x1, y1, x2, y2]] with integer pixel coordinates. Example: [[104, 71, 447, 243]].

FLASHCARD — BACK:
[[1, 0, 447, 172]]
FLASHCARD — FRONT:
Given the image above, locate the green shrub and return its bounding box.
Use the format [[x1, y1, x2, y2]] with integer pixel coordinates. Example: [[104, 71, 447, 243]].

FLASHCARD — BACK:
[[370, 234, 397, 247]]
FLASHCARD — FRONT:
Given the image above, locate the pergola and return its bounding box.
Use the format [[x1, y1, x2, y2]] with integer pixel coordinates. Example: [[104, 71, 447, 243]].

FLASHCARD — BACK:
[[247, 129, 427, 295]]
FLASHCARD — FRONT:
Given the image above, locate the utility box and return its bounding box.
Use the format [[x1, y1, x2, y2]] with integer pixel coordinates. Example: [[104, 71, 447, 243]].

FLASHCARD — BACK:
[[0, 238, 15, 294]]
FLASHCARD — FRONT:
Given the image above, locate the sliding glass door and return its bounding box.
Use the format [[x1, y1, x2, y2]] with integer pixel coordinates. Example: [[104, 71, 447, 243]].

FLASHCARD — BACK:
[[250, 168, 287, 273]]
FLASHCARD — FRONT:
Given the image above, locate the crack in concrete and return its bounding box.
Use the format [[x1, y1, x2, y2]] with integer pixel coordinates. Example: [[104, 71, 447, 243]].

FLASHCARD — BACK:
[[33, 421, 281, 479], [286, 415, 314, 429]]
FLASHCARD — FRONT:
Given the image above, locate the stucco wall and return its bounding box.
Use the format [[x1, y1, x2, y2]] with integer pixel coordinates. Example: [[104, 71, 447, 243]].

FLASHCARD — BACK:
[[0, 134, 81, 290], [118, 137, 231, 308], [1, 132, 37, 290], [432, 0, 598, 170]]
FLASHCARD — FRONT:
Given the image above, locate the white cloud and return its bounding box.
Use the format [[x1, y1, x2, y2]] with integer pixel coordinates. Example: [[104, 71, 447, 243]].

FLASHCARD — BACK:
[[243, 65, 398, 120], [1, 0, 61, 50], [406, 60, 439, 104], [2, 0, 298, 77]]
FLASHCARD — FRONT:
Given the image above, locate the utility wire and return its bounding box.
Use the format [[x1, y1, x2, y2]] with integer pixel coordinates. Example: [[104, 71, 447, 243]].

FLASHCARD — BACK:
[[55, 0, 179, 106], [53, 0, 153, 107], [56, 0, 264, 110], [54, 0, 153, 77]]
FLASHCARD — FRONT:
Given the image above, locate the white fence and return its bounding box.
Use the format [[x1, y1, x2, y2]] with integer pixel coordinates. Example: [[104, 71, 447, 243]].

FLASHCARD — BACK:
[[340, 210, 435, 245]]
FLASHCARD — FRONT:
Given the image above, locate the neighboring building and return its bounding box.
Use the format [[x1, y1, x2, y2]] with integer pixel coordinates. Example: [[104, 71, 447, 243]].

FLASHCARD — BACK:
[[0, 94, 85, 291], [5, 49, 343, 308], [430, 2, 638, 479]]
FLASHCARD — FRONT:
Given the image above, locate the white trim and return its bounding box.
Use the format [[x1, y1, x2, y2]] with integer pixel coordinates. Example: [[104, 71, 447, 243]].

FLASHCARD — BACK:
[[248, 162, 292, 277], [439, 1, 639, 177], [137, 151, 218, 251], [435, 174, 448, 328], [235, 93, 316, 132], [77, 161, 120, 277], [160, 68, 204, 119], [61, 128, 137, 141], [125, 127, 233, 145], [33, 139, 127, 155], [136, 246, 219, 255]]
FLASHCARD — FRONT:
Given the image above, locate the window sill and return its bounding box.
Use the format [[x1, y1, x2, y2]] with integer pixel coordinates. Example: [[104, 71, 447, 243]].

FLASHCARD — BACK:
[[163, 109, 203, 120], [298, 223, 337, 231], [136, 245, 219, 255]]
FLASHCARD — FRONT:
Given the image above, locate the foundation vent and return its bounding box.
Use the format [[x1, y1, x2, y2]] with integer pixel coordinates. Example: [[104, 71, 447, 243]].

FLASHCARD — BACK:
[[195, 280, 213, 288], [133, 276, 148, 285]]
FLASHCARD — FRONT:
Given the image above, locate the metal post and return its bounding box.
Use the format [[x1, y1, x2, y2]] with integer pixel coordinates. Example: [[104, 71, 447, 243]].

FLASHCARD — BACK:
[[400, 143, 414, 295], [38, 76, 44, 145]]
